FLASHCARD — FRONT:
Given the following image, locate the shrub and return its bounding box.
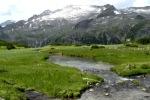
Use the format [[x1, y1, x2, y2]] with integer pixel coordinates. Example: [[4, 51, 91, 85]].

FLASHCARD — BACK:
[[0, 40, 9, 46], [144, 51, 150, 55], [124, 43, 138, 47], [90, 45, 105, 50], [6, 43, 16, 50], [74, 44, 82, 47], [51, 48, 55, 50], [13, 43, 29, 48], [137, 37, 150, 44], [141, 64, 150, 69], [43, 56, 49, 60], [91, 45, 99, 49]]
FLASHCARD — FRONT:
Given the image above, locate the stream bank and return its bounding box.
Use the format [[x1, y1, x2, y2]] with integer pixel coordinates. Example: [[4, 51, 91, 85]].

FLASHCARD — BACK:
[[49, 55, 150, 100]]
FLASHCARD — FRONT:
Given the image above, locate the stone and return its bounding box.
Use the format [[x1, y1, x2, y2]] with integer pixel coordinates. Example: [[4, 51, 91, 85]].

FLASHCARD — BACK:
[[0, 97, 5, 100], [141, 88, 146, 91], [89, 89, 94, 92], [104, 85, 109, 89], [96, 83, 100, 86], [105, 93, 109, 96]]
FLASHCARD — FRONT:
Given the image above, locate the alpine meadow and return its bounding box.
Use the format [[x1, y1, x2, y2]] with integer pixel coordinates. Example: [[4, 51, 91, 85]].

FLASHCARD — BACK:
[[0, 0, 150, 100]]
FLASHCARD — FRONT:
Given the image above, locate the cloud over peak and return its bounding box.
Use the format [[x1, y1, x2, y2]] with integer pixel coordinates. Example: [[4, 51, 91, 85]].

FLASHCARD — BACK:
[[0, 0, 150, 23]]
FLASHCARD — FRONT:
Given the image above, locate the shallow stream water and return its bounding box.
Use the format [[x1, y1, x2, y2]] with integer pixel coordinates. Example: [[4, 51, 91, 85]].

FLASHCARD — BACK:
[[49, 55, 150, 100]]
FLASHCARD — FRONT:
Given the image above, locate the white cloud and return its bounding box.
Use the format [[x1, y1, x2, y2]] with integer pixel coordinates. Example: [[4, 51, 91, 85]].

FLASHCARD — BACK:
[[133, 0, 150, 7], [0, 0, 150, 23]]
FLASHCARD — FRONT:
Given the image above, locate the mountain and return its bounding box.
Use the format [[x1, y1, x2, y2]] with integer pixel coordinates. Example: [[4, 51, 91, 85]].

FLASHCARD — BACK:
[[1, 4, 150, 47], [0, 20, 15, 27]]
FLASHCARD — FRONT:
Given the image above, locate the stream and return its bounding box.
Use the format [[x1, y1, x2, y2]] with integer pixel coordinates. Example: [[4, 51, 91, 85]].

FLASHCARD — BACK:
[[49, 55, 150, 100]]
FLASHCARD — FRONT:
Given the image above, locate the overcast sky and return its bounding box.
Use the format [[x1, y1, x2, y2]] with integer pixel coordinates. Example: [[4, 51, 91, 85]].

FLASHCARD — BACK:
[[0, 0, 150, 23]]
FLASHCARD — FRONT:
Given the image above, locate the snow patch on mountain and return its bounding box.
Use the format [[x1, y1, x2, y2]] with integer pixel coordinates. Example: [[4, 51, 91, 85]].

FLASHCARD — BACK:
[[41, 5, 104, 21], [114, 10, 121, 14]]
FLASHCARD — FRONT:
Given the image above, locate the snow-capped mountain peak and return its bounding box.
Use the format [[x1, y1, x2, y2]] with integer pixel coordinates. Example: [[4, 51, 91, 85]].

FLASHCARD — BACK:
[[41, 5, 105, 21], [40, 10, 53, 16], [1, 4, 150, 47]]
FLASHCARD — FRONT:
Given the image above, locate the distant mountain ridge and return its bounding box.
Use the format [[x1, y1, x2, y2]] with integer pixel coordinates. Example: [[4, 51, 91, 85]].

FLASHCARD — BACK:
[[0, 20, 15, 27], [1, 4, 150, 47]]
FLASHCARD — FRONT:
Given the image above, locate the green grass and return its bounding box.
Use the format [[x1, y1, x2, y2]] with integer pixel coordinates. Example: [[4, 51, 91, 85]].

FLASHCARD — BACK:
[[111, 63, 150, 76], [1, 44, 150, 99], [41, 45, 150, 64], [0, 49, 102, 99], [40, 45, 150, 76]]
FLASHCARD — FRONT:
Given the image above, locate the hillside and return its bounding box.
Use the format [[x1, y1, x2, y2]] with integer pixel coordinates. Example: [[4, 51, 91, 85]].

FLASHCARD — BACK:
[[1, 4, 150, 47]]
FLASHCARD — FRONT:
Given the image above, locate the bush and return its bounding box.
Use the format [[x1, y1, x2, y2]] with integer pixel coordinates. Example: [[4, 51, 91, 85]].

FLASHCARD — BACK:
[[91, 45, 99, 49], [144, 51, 150, 55], [0, 40, 9, 46], [91, 45, 105, 49], [0, 40, 25, 49], [141, 64, 150, 69], [13, 43, 29, 48], [6, 44, 16, 50], [137, 37, 150, 44], [124, 43, 138, 47], [74, 44, 82, 47], [43, 56, 49, 60]]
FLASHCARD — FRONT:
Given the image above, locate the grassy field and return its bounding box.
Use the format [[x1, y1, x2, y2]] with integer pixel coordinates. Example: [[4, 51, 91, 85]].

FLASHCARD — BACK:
[[0, 48, 102, 99], [0, 44, 150, 99], [40, 44, 150, 76]]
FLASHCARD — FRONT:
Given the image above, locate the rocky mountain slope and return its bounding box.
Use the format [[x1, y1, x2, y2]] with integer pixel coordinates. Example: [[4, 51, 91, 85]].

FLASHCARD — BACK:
[[1, 4, 150, 47], [0, 20, 15, 27]]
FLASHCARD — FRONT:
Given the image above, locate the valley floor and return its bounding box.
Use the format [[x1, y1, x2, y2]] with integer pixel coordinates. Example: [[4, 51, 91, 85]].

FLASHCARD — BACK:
[[0, 44, 150, 99], [41, 44, 150, 76]]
